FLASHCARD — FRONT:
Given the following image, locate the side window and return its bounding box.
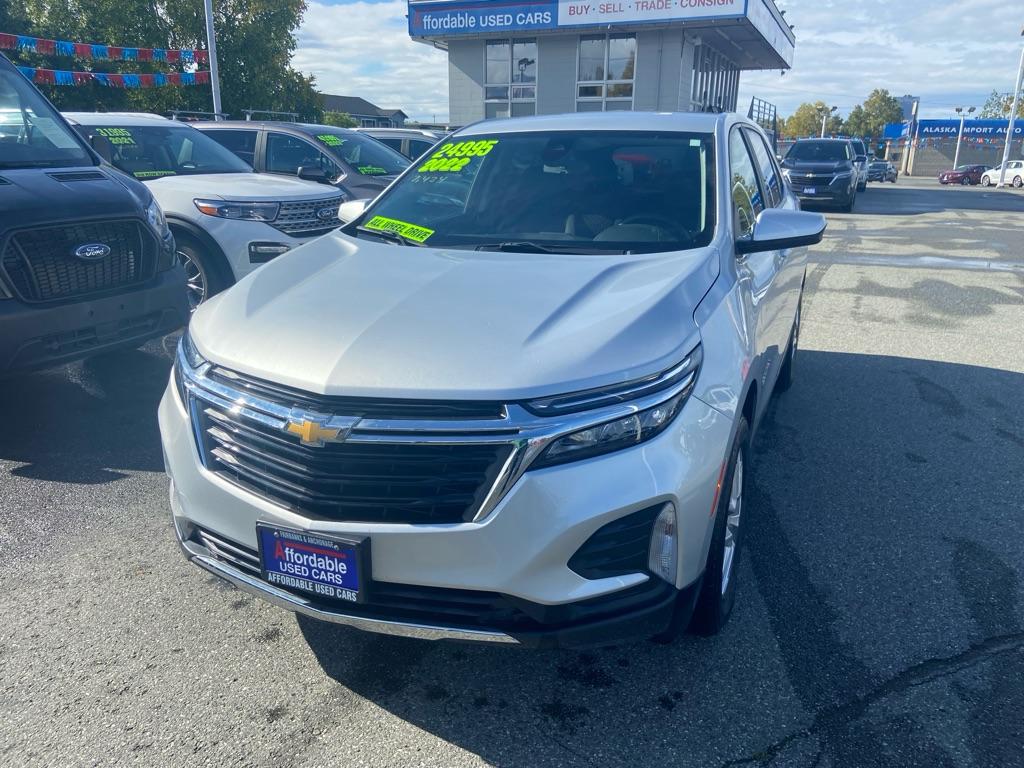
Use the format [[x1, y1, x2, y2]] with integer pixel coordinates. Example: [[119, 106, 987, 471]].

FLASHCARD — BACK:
[[729, 129, 764, 240], [204, 129, 257, 166], [409, 139, 434, 159], [743, 129, 782, 208], [266, 133, 322, 175], [378, 137, 404, 154]]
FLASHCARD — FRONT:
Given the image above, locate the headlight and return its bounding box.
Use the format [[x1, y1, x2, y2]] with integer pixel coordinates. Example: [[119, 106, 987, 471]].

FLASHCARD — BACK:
[[174, 329, 207, 406], [194, 199, 280, 221], [146, 198, 169, 235], [833, 171, 853, 181], [530, 347, 701, 469]]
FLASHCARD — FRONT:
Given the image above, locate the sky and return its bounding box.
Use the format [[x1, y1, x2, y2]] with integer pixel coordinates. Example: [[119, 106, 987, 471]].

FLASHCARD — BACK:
[[294, 0, 1024, 122]]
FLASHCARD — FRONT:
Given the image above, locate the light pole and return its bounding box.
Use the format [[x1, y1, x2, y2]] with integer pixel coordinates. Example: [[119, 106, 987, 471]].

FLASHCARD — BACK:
[[820, 105, 837, 138], [203, 0, 223, 120], [997, 27, 1024, 187], [953, 106, 975, 169]]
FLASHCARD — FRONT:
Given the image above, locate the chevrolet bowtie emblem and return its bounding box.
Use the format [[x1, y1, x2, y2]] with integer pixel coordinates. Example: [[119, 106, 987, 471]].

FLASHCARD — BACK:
[[284, 412, 359, 447]]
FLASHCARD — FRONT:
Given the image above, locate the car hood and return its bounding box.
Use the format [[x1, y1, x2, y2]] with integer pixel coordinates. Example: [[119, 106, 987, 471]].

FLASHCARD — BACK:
[[784, 161, 851, 174], [0, 164, 148, 226], [146, 172, 341, 201], [190, 232, 716, 400]]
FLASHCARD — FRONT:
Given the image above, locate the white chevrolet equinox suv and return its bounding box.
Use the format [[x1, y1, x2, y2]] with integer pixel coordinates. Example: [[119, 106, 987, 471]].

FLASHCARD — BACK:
[[66, 113, 345, 311], [160, 112, 825, 647]]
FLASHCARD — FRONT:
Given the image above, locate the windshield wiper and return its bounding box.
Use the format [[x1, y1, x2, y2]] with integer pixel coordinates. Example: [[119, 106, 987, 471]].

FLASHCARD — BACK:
[[474, 241, 627, 255], [355, 226, 425, 247]]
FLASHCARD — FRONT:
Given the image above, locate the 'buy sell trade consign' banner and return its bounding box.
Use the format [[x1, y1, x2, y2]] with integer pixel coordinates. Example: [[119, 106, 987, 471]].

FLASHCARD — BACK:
[[408, 0, 745, 37]]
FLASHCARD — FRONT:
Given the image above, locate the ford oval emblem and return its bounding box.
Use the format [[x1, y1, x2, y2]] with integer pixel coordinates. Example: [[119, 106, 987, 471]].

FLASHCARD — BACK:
[[316, 207, 337, 221], [73, 243, 112, 261]]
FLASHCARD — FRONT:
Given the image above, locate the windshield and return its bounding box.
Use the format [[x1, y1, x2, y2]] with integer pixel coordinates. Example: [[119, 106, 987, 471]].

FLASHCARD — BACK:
[[354, 131, 715, 254], [0, 67, 93, 169], [310, 130, 410, 176], [786, 141, 849, 163], [81, 123, 252, 179]]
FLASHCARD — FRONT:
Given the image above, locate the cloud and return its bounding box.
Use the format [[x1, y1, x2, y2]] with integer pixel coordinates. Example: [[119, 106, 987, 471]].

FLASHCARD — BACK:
[[738, 0, 1023, 119], [294, 0, 450, 121]]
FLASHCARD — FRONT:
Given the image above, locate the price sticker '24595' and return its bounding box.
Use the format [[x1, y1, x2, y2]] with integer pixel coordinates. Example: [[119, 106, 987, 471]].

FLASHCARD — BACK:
[[419, 140, 498, 173]]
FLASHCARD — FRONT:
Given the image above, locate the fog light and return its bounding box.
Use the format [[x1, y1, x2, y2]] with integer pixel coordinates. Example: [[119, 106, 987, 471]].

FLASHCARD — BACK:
[[248, 242, 292, 263], [648, 503, 677, 584]]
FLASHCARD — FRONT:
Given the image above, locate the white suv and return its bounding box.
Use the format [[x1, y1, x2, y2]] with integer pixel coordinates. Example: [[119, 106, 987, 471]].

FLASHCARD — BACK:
[[66, 113, 345, 310], [981, 160, 1024, 188], [161, 112, 825, 647]]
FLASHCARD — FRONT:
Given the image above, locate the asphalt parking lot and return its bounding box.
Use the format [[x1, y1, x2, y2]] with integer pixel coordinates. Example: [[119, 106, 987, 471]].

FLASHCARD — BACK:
[[2, 177, 1023, 768]]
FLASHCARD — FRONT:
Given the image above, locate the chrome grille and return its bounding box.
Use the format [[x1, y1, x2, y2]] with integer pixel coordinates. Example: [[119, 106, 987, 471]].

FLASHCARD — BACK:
[[272, 197, 343, 237], [1, 219, 155, 302]]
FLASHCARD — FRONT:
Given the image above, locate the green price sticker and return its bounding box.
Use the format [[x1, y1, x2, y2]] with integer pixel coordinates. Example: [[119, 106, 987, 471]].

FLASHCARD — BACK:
[[133, 170, 178, 179], [418, 139, 498, 173], [357, 165, 389, 176], [316, 134, 345, 147], [364, 215, 435, 243], [96, 127, 136, 146]]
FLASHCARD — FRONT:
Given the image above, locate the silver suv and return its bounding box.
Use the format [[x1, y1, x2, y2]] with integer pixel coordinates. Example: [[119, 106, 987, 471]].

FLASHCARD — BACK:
[[160, 112, 825, 647]]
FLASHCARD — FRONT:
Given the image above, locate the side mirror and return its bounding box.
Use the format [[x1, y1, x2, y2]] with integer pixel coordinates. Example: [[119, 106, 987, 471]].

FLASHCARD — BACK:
[[297, 165, 329, 184], [338, 199, 369, 224], [736, 209, 826, 255]]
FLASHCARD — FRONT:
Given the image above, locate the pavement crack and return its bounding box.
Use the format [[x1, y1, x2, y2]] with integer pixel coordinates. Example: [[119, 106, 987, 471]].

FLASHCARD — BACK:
[[719, 631, 1024, 767]]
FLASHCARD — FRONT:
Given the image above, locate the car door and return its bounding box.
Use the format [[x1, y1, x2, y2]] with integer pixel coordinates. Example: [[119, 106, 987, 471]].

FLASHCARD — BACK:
[[743, 127, 802, 360], [729, 127, 786, 394], [265, 131, 343, 181]]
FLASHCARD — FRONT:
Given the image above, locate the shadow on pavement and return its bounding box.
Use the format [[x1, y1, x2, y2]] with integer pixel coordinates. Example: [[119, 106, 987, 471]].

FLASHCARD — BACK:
[[298, 350, 1024, 768], [846, 183, 1024, 216], [0, 335, 177, 483]]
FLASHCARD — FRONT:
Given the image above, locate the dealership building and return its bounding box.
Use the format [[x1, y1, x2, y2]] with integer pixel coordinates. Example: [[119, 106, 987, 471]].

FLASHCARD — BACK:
[[408, 0, 795, 125]]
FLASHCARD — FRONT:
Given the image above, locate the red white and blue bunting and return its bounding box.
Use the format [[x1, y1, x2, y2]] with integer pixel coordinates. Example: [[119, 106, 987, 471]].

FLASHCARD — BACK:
[[16, 66, 211, 88], [0, 32, 208, 64]]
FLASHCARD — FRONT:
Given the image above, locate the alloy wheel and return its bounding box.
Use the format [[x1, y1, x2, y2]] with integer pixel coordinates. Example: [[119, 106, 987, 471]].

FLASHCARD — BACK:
[[721, 451, 744, 595], [178, 249, 208, 312]]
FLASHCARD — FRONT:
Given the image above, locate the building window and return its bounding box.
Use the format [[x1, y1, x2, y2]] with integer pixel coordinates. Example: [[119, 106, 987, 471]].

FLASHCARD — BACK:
[[577, 34, 635, 112], [485, 39, 537, 119]]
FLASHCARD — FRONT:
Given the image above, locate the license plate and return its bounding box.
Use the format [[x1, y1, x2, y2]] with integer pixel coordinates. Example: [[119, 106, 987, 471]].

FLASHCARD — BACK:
[[257, 524, 367, 603], [804, 187, 817, 195]]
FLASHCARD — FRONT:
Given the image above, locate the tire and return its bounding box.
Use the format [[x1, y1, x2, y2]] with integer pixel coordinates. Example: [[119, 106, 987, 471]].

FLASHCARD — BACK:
[[174, 232, 232, 313], [775, 295, 801, 393], [1014, 176, 1023, 189], [981, 175, 992, 187], [960, 177, 971, 186], [689, 418, 751, 636], [857, 181, 867, 192], [840, 195, 855, 213]]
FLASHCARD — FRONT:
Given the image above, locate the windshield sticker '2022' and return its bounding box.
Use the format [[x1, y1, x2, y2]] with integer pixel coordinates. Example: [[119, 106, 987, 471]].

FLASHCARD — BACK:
[[317, 134, 345, 147], [364, 215, 435, 243], [418, 140, 498, 173]]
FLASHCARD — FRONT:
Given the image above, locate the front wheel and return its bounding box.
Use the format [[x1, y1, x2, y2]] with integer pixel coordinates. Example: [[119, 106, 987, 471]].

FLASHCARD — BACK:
[[690, 418, 751, 636], [960, 177, 971, 186], [175, 234, 232, 312], [1014, 176, 1023, 189], [981, 175, 992, 187]]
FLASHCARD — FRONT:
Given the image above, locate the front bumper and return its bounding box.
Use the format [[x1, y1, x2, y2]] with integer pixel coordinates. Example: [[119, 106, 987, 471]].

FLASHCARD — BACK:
[[0, 266, 188, 375], [196, 216, 338, 283], [159, 376, 731, 646]]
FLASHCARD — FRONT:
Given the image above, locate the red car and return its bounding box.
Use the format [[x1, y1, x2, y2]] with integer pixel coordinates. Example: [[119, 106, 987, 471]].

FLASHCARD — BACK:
[[938, 165, 991, 185]]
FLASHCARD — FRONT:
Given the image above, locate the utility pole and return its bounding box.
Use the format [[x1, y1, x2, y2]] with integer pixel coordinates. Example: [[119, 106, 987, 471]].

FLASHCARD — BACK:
[[204, 0, 223, 120], [953, 106, 975, 169], [997, 28, 1024, 187], [820, 105, 837, 138]]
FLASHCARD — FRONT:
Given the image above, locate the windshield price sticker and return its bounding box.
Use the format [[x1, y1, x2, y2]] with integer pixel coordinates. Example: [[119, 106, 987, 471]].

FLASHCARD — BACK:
[[133, 170, 177, 179], [95, 127, 136, 146], [418, 139, 498, 173], [316, 134, 345, 147], [357, 165, 388, 175], [364, 215, 435, 243]]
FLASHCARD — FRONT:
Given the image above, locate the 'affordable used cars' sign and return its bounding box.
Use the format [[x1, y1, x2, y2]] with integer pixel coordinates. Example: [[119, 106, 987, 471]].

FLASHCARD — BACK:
[[408, 0, 745, 36]]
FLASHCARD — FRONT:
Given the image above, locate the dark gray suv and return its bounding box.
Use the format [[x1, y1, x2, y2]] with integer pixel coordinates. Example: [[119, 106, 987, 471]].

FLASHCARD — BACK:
[[780, 138, 859, 212], [196, 121, 410, 201]]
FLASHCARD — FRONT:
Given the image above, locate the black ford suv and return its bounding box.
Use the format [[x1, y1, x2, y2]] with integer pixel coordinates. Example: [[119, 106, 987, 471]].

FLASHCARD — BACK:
[[781, 138, 859, 212], [0, 55, 187, 375]]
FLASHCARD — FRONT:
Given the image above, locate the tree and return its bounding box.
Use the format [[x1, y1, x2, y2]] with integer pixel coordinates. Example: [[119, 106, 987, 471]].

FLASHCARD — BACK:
[[4, 0, 322, 120], [323, 111, 358, 128], [980, 89, 1024, 119], [856, 89, 903, 140], [843, 104, 869, 138], [784, 101, 841, 138]]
